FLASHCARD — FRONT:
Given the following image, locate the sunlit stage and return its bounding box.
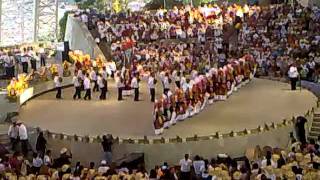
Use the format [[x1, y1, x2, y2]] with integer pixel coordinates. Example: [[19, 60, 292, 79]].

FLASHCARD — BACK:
[[18, 78, 317, 138]]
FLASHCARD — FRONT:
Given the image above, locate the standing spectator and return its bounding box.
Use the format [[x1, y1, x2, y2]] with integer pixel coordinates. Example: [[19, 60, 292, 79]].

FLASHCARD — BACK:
[[296, 116, 308, 144], [179, 154, 192, 180], [9, 152, 23, 174], [7, 121, 19, 151], [17, 121, 29, 156], [131, 73, 139, 101], [193, 155, 204, 177], [31, 152, 43, 174], [288, 63, 299, 90], [38, 44, 46, 67], [4, 51, 15, 78], [35, 132, 47, 156], [101, 135, 113, 165], [53, 147, 72, 168], [97, 160, 109, 175], [29, 47, 37, 71], [21, 48, 29, 74], [43, 150, 52, 167], [54, 74, 62, 99]]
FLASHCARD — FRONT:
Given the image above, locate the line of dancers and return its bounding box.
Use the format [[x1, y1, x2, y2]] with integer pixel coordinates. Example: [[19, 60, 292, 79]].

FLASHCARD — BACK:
[[153, 55, 256, 135]]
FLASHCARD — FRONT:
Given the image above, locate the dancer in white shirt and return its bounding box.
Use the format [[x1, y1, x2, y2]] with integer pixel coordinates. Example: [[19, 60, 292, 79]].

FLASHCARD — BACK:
[[54, 75, 62, 99], [131, 74, 139, 101], [72, 72, 81, 100], [83, 73, 91, 100], [90, 68, 99, 92], [148, 73, 157, 102]]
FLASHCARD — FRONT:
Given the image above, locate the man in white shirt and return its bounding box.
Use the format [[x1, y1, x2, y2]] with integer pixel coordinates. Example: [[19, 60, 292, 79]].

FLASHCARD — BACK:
[[72, 72, 81, 100], [98, 74, 107, 100], [98, 160, 109, 175], [43, 150, 52, 166], [193, 155, 205, 177], [90, 68, 99, 92], [38, 45, 46, 67], [7, 121, 19, 151], [115, 73, 124, 101], [179, 154, 192, 179], [131, 74, 139, 101], [288, 63, 299, 90], [83, 73, 91, 100], [148, 73, 157, 102], [17, 121, 28, 156], [54, 75, 62, 99], [21, 48, 29, 74]]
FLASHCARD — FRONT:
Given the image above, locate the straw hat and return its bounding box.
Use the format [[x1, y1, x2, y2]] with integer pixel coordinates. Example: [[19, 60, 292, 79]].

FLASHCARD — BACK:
[[274, 168, 282, 178], [280, 150, 287, 158], [304, 154, 312, 163], [51, 170, 59, 179], [219, 170, 231, 180], [27, 174, 36, 180], [233, 171, 241, 180], [18, 176, 26, 180], [264, 165, 274, 175], [285, 171, 296, 180], [95, 176, 108, 180], [36, 175, 48, 180], [101, 160, 107, 165], [61, 173, 71, 180], [281, 165, 291, 174], [295, 153, 303, 162], [60, 147, 68, 154], [61, 164, 70, 173], [272, 154, 280, 162], [313, 155, 320, 163], [303, 171, 313, 180]]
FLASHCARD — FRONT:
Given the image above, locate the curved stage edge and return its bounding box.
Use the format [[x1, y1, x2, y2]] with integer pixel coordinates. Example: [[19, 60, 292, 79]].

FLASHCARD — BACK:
[[0, 77, 319, 169]]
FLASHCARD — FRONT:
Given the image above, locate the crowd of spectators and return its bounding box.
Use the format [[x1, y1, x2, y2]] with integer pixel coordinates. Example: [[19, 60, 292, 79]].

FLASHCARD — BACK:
[[75, 2, 320, 83], [1, 135, 320, 180]]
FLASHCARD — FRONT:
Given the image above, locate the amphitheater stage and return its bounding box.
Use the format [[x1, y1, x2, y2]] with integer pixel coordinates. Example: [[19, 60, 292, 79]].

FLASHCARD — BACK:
[[18, 78, 317, 138]]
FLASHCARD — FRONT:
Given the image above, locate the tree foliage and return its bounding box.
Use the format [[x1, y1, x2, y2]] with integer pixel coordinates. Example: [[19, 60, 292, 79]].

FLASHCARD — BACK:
[[58, 11, 71, 41]]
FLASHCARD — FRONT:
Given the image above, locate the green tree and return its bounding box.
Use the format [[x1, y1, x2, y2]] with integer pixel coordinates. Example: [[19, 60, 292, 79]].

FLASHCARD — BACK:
[[58, 11, 71, 41]]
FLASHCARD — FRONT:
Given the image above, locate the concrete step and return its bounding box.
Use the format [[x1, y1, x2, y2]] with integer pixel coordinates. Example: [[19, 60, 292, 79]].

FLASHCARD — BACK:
[[313, 118, 320, 121], [309, 132, 320, 137], [311, 127, 320, 132], [308, 136, 317, 141], [312, 121, 320, 126], [312, 124, 320, 129]]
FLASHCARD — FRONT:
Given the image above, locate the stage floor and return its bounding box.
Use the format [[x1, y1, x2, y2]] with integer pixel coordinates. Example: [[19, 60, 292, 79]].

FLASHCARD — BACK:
[[18, 78, 317, 138]]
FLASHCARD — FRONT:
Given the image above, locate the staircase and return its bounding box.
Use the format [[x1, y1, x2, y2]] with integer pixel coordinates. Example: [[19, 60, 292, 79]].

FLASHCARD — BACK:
[[89, 27, 112, 60], [308, 113, 320, 140]]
